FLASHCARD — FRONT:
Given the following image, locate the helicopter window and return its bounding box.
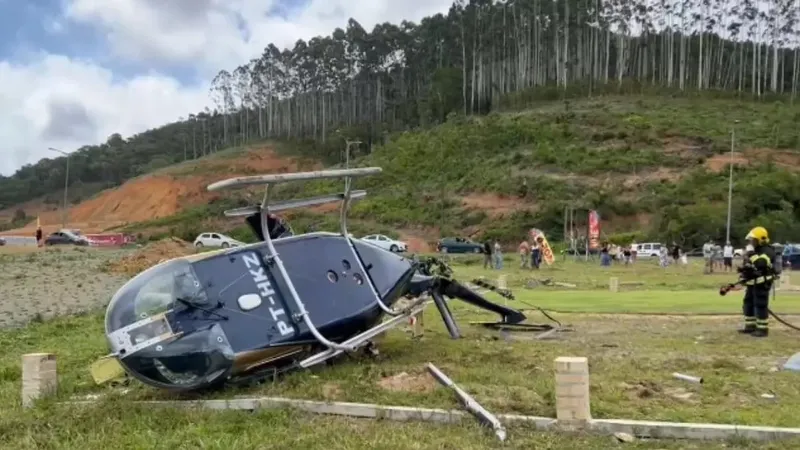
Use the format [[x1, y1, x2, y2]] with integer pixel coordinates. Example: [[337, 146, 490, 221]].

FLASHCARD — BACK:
[[132, 266, 208, 318], [342, 259, 351, 270], [353, 273, 364, 285]]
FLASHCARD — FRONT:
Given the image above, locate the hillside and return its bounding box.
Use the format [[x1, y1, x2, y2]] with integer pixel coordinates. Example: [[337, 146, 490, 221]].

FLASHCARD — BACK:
[[0, 147, 317, 236], [5, 95, 800, 249]]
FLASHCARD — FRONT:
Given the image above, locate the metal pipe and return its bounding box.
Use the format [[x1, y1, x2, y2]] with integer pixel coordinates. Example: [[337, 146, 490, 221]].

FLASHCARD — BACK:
[[672, 372, 703, 384], [426, 363, 506, 441], [258, 185, 354, 352], [725, 120, 739, 245], [337, 141, 401, 316]]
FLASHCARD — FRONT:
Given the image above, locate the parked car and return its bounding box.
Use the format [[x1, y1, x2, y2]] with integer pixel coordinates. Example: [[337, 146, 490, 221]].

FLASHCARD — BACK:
[[436, 237, 484, 254], [44, 229, 90, 246], [0, 237, 5, 246], [632, 242, 663, 258], [360, 234, 407, 252], [193, 232, 244, 248], [783, 244, 800, 270]]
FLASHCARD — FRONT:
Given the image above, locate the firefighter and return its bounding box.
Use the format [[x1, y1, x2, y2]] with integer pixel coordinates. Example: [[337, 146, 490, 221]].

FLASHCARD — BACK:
[[738, 226, 776, 337]]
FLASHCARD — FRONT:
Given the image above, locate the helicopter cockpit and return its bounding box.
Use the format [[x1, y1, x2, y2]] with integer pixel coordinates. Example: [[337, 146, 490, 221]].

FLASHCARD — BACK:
[[104, 258, 235, 390]]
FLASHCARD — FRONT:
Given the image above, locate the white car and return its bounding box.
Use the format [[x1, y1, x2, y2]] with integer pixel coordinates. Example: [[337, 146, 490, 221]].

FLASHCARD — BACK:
[[361, 234, 407, 253], [193, 232, 244, 248]]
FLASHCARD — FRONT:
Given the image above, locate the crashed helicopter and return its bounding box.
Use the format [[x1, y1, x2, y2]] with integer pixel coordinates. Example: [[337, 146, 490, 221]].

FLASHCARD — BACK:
[[98, 167, 552, 392]]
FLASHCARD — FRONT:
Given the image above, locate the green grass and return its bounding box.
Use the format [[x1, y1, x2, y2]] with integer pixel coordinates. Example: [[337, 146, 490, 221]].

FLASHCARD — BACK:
[[4, 253, 800, 447]]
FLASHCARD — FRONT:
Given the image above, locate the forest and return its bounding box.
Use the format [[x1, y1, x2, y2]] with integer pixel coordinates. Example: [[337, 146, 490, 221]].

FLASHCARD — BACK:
[[1, 0, 799, 220]]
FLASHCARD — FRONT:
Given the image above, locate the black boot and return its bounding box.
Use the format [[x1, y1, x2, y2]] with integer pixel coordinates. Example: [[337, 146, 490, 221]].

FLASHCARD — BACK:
[[738, 326, 755, 334], [751, 328, 769, 337]]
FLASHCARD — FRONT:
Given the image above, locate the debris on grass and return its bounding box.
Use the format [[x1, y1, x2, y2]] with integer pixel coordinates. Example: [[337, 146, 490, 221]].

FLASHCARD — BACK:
[[613, 431, 636, 443], [524, 278, 577, 289], [783, 352, 800, 371], [672, 372, 704, 384], [105, 237, 195, 276], [426, 362, 506, 442]]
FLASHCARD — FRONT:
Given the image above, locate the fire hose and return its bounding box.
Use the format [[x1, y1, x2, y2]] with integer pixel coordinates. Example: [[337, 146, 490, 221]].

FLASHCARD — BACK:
[[719, 278, 800, 332]]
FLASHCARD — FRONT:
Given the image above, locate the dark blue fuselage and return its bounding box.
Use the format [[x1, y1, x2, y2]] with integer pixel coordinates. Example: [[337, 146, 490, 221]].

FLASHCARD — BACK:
[[171, 232, 417, 355]]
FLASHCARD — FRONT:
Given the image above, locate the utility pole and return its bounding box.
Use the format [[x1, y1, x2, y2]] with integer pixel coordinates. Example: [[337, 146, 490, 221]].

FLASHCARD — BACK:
[[344, 139, 361, 191], [725, 120, 739, 245], [48, 147, 70, 229]]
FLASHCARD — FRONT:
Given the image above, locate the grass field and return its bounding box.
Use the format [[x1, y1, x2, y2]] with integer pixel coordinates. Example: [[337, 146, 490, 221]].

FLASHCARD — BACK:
[[3, 249, 800, 448]]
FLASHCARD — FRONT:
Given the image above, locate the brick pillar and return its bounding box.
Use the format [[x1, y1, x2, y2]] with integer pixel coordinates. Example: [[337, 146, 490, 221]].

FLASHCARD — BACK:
[[22, 353, 57, 408], [609, 277, 619, 292], [554, 356, 591, 427]]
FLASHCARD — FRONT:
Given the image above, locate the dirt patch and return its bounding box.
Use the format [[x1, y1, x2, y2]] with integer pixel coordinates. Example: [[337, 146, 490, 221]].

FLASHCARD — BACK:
[[662, 136, 714, 158], [105, 237, 195, 276], [0, 247, 130, 328], [377, 371, 437, 393], [396, 229, 436, 253], [461, 193, 526, 217], [1, 147, 309, 236], [621, 168, 681, 188], [705, 148, 800, 173], [705, 152, 751, 172], [322, 383, 343, 400]]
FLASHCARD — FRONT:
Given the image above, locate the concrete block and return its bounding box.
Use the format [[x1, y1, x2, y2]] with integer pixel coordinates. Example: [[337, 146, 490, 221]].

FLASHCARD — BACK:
[[554, 356, 590, 424], [609, 277, 619, 292], [411, 309, 424, 338], [22, 353, 57, 408]]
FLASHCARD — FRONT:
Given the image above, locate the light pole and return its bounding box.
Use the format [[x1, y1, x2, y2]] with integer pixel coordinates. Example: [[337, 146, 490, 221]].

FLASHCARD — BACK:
[[725, 120, 739, 245], [48, 147, 70, 229]]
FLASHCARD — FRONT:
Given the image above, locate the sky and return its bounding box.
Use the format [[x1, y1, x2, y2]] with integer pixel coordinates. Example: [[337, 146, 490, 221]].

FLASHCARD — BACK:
[[0, 0, 455, 176]]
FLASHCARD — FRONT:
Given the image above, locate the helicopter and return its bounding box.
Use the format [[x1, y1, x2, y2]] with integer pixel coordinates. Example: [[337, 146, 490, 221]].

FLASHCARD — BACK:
[[98, 167, 552, 393]]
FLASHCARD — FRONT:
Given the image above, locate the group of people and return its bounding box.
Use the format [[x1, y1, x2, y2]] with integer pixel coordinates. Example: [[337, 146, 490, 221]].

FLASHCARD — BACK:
[[701, 240, 740, 273], [480, 238, 544, 270]]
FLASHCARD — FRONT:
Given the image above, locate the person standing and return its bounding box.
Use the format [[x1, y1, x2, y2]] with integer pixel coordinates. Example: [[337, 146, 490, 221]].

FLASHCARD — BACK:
[[702, 240, 714, 274], [483, 240, 493, 269], [531, 239, 541, 269], [671, 243, 681, 265], [737, 227, 776, 337], [518, 239, 530, 269], [723, 241, 734, 272], [600, 243, 611, 266], [35, 226, 43, 248], [493, 241, 503, 269]]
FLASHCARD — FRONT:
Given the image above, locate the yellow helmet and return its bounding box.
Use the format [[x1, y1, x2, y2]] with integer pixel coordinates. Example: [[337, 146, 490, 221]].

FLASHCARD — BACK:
[[746, 226, 769, 244]]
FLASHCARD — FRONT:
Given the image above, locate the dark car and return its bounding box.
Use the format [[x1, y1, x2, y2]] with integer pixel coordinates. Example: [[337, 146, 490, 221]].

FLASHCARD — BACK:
[[782, 244, 800, 270], [436, 237, 484, 254], [0, 237, 5, 246], [44, 230, 90, 246]]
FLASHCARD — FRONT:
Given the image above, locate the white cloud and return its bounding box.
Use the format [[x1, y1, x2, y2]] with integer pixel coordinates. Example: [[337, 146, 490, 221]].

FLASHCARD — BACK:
[[0, 54, 209, 175], [65, 0, 454, 74], [0, 0, 454, 176]]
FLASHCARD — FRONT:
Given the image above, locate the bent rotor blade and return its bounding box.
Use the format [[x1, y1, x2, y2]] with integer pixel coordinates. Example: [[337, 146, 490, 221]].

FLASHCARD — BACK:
[[441, 279, 527, 324]]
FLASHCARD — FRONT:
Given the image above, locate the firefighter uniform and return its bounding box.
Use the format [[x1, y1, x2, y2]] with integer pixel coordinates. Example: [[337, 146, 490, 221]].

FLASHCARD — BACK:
[[738, 226, 776, 337]]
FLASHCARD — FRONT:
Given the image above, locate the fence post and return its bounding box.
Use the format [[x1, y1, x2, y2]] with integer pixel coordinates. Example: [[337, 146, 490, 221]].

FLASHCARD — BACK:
[[609, 277, 619, 293], [22, 353, 57, 408], [554, 356, 591, 428]]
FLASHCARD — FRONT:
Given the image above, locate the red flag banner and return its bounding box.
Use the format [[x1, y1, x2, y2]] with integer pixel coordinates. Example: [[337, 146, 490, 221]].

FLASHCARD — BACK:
[[588, 210, 601, 249]]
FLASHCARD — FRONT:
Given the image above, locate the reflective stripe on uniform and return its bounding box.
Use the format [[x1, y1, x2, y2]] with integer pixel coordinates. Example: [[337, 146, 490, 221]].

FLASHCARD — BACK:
[[744, 275, 774, 285], [756, 319, 769, 329], [749, 254, 772, 267]]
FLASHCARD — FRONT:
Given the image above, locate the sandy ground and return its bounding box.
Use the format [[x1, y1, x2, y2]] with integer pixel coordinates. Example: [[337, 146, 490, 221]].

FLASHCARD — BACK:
[[0, 246, 131, 328]]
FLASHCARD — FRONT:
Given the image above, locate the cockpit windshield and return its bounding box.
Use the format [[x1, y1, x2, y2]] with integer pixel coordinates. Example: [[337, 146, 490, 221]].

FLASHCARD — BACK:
[[105, 258, 208, 334]]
